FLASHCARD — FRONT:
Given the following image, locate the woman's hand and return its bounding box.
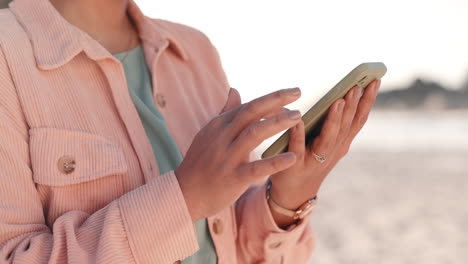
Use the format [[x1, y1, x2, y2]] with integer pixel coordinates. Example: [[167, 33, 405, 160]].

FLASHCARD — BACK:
[[175, 88, 303, 222], [269, 80, 381, 228]]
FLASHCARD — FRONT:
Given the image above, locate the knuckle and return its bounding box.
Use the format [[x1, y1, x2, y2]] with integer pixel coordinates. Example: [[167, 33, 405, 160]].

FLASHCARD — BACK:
[[245, 125, 259, 140], [248, 162, 260, 177], [271, 157, 283, 171], [243, 102, 257, 116], [274, 113, 284, 124], [278, 89, 293, 103], [275, 90, 285, 99]]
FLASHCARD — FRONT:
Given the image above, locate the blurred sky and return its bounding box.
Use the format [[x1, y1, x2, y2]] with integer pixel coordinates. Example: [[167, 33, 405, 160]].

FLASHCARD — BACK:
[[135, 0, 468, 108]]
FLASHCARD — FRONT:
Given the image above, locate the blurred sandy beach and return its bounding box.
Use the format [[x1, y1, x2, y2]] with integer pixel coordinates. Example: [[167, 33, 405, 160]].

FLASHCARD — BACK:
[[308, 150, 467, 264], [303, 111, 468, 264]]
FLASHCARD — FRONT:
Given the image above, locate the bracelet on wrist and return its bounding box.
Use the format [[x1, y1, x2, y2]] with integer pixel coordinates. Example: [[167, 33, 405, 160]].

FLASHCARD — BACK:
[[266, 179, 317, 220]]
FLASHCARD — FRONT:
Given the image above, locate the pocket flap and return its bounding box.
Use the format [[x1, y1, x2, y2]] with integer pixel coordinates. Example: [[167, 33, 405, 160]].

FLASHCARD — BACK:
[[29, 128, 128, 186]]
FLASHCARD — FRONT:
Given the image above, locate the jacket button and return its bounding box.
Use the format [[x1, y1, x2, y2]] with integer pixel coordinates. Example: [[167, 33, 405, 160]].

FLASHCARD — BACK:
[[156, 93, 166, 108], [57, 155, 76, 174], [213, 218, 223, 235]]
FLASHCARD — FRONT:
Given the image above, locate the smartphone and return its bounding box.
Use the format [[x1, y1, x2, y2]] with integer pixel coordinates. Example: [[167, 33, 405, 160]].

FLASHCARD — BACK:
[[261, 62, 387, 159]]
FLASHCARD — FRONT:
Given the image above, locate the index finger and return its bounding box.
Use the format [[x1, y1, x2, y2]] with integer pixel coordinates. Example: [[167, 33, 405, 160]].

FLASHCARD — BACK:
[[224, 87, 301, 138]]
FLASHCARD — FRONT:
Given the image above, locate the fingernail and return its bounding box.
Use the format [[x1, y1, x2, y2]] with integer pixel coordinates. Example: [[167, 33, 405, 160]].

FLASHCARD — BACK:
[[288, 110, 301, 120], [338, 101, 345, 112], [355, 87, 363, 99], [375, 80, 381, 91], [289, 87, 301, 96]]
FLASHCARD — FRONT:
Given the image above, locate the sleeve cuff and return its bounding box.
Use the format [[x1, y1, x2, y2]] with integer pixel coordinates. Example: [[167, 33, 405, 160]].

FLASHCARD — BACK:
[[252, 181, 315, 255], [118, 170, 198, 263]]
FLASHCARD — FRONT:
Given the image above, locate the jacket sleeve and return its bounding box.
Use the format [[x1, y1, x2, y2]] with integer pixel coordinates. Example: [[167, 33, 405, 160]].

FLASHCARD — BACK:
[[0, 47, 199, 263], [235, 180, 316, 264]]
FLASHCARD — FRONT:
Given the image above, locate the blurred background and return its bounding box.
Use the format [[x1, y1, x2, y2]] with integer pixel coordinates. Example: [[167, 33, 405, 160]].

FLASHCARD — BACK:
[[134, 1, 468, 263], [2, 0, 467, 263]]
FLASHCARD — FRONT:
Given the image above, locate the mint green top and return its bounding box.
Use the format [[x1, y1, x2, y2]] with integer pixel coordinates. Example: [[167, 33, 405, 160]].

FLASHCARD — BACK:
[[113, 44, 217, 264]]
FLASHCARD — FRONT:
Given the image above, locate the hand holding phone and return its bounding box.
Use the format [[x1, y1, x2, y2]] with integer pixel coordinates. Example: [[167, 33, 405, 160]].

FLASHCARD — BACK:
[[264, 64, 385, 228], [262, 62, 387, 158]]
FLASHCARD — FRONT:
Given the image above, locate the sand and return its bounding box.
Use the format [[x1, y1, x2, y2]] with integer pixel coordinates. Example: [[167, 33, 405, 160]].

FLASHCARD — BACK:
[[307, 150, 468, 264]]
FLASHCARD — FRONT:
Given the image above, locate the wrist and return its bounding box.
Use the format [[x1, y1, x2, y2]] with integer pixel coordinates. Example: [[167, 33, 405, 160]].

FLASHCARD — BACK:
[[266, 180, 317, 229], [270, 181, 318, 210], [175, 168, 203, 223]]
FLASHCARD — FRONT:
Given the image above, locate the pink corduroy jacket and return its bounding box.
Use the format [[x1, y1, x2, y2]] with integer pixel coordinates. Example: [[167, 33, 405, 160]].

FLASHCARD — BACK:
[[0, 0, 315, 263]]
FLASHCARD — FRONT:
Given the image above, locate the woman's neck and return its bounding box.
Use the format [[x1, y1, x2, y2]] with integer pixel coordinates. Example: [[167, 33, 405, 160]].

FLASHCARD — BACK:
[[49, 0, 139, 54]]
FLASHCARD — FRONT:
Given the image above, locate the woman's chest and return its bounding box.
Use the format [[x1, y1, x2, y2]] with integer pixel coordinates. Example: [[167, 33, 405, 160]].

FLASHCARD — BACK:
[[16, 51, 227, 225]]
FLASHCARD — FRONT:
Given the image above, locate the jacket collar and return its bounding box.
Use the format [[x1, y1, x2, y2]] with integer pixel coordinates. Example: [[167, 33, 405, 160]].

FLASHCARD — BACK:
[[9, 0, 188, 70]]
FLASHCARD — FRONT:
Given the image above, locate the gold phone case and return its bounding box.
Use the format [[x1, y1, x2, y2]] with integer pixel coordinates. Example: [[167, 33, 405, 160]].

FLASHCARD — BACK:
[[262, 62, 387, 159]]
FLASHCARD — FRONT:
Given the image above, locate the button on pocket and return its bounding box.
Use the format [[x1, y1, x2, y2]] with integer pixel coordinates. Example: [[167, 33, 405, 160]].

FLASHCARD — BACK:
[[29, 128, 128, 186], [57, 155, 76, 174]]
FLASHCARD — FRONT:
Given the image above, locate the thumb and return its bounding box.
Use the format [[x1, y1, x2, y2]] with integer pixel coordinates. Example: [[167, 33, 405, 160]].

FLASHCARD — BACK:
[[220, 87, 241, 114]]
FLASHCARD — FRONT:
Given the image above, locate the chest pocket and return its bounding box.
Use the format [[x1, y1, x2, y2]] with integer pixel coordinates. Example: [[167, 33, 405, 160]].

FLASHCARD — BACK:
[[29, 127, 128, 186]]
